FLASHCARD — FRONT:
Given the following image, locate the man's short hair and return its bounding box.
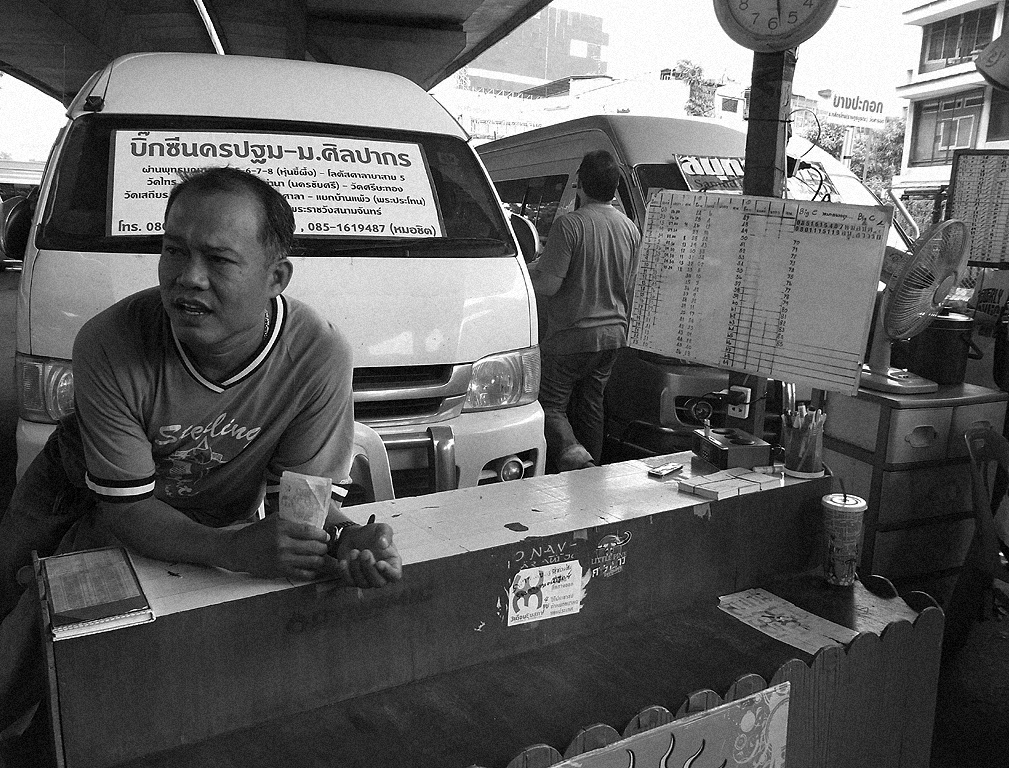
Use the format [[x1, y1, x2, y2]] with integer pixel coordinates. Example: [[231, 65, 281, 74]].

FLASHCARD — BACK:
[[577, 150, 620, 202], [165, 166, 295, 260]]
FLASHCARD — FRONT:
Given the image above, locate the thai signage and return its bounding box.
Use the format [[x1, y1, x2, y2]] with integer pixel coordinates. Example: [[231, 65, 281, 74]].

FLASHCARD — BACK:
[[673, 156, 839, 201], [816, 89, 888, 127], [109, 130, 442, 238], [674, 156, 745, 193]]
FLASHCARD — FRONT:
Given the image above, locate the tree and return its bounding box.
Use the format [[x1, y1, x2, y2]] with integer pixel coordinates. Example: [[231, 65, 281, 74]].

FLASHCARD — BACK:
[[669, 59, 717, 118], [799, 118, 905, 198], [850, 118, 905, 197], [874, 118, 905, 171], [800, 122, 846, 160]]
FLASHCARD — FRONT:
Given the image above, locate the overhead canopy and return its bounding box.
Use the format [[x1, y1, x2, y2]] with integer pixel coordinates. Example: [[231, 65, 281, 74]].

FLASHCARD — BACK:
[[0, 0, 551, 106]]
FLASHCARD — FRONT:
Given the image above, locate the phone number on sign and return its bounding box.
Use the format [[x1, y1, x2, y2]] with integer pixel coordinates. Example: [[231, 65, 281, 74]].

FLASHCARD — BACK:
[[305, 222, 386, 233], [116, 220, 165, 233]]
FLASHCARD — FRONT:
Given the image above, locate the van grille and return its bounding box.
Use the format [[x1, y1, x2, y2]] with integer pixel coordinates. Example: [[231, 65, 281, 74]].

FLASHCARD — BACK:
[[353, 365, 453, 389], [353, 398, 443, 421], [352, 364, 469, 426]]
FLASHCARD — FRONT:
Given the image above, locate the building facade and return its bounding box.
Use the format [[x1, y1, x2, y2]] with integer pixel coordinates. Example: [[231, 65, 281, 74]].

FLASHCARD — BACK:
[[435, 5, 894, 148], [891, 1, 1008, 200], [464, 6, 608, 94], [433, 7, 705, 144], [0, 159, 43, 199]]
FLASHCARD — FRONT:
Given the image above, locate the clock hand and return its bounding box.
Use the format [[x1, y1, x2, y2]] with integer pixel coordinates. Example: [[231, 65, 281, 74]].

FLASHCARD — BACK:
[[776, 0, 782, 17]]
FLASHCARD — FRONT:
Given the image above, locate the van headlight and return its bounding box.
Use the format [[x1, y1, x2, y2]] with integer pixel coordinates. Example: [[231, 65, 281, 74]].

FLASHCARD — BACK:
[[17, 354, 75, 423], [463, 347, 540, 411]]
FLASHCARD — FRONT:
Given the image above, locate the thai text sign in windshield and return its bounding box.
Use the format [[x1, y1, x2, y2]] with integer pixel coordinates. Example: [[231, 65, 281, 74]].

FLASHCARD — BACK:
[[109, 130, 442, 238]]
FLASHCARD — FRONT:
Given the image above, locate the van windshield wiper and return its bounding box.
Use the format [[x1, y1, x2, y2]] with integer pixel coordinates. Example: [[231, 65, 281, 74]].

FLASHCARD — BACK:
[[304, 237, 510, 256]]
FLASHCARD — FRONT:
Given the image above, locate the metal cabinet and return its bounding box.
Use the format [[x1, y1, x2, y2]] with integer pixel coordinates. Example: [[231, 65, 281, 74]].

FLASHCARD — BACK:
[[822, 383, 1007, 600]]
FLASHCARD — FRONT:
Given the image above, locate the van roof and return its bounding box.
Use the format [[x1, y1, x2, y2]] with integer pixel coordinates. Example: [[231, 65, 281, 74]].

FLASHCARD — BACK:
[[478, 114, 748, 163], [68, 53, 466, 138]]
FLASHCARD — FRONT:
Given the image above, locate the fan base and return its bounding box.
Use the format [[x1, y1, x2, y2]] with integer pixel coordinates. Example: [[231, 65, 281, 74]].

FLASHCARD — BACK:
[[860, 365, 938, 395]]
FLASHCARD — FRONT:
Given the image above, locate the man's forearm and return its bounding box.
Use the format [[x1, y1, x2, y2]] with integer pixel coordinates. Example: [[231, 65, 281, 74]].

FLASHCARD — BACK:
[[99, 498, 236, 570], [530, 269, 563, 297]]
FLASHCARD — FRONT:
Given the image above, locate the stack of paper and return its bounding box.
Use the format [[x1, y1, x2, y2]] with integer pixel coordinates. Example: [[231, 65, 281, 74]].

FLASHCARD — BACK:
[[677, 467, 784, 499]]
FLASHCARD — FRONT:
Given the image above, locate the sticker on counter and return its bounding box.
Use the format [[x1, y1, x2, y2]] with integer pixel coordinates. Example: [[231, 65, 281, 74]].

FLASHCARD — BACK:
[[507, 560, 583, 626], [590, 531, 631, 578], [508, 538, 580, 570]]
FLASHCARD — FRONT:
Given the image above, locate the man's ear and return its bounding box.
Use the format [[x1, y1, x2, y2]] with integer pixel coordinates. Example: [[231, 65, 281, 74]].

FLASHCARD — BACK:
[[269, 257, 294, 296]]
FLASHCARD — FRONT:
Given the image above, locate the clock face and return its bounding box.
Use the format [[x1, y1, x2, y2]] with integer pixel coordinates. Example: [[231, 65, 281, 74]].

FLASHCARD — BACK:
[[713, 0, 838, 52]]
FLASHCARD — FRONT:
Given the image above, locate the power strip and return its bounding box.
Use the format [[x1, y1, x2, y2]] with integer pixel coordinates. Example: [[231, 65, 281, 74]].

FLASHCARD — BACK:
[[727, 385, 751, 419]]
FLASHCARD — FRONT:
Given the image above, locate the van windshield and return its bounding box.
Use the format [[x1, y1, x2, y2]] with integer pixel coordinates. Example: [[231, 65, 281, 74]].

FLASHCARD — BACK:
[[39, 115, 513, 258]]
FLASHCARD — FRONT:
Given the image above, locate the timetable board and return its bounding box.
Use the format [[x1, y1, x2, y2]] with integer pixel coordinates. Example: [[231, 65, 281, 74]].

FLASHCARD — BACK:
[[627, 191, 889, 394], [948, 149, 1009, 284]]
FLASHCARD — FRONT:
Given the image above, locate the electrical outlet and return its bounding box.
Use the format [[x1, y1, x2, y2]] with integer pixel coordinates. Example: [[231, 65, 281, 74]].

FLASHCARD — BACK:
[[727, 385, 751, 419]]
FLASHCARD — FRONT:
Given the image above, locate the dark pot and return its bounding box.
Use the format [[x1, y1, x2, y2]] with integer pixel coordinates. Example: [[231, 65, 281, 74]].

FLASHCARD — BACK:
[[891, 312, 980, 386]]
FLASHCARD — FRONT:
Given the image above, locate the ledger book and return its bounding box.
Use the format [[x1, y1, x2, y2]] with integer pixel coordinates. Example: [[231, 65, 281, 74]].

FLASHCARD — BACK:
[[40, 546, 155, 641]]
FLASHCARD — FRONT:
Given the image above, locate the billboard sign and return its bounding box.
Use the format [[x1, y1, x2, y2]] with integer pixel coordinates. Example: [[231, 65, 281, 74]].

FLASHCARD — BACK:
[[816, 89, 888, 127]]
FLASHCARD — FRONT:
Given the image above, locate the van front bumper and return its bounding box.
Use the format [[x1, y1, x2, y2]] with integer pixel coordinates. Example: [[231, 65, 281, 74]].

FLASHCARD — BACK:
[[370, 402, 545, 496]]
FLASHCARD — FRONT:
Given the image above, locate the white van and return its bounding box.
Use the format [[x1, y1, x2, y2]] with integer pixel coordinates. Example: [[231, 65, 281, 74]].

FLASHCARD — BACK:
[[478, 115, 912, 456], [5, 53, 546, 497]]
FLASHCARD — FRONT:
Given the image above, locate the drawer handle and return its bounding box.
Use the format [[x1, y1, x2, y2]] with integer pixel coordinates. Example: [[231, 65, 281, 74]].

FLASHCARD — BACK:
[[905, 425, 938, 448]]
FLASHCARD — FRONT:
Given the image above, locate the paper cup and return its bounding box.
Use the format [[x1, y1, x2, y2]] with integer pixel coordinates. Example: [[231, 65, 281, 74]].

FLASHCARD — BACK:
[[279, 470, 331, 528], [822, 493, 866, 586]]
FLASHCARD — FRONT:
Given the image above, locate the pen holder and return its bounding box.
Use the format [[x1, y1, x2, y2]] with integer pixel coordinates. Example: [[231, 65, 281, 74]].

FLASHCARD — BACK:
[[781, 420, 824, 478]]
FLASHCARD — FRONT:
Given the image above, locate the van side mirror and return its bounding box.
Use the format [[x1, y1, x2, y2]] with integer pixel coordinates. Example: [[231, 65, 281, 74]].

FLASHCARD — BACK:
[[0, 193, 33, 267], [510, 212, 540, 264]]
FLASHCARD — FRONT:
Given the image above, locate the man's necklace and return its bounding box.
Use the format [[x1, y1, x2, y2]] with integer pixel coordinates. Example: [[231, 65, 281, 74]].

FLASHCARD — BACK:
[[263, 309, 270, 339]]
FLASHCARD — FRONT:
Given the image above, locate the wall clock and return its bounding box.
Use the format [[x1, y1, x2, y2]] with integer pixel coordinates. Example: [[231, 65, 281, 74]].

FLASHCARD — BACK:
[[713, 0, 839, 52]]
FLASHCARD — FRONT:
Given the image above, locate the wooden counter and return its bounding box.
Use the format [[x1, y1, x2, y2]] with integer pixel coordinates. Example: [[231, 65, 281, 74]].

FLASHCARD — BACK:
[[39, 454, 942, 768]]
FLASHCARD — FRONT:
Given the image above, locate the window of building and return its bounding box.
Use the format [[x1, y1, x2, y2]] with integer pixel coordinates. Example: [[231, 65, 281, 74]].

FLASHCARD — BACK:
[[989, 87, 1009, 141], [920, 5, 997, 73], [909, 89, 985, 165], [721, 97, 739, 113], [569, 39, 588, 58]]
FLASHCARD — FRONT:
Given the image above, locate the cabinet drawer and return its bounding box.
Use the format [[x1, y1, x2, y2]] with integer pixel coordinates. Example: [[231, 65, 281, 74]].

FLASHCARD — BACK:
[[948, 400, 1008, 458], [885, 407, 951, 464], [824, 394, 880, 453], [870, 518, 974, 580], [877, 464, 971, 526]]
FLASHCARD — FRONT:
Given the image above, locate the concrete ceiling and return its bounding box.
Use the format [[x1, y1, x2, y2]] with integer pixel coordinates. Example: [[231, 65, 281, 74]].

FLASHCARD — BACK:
[[0, 0, 552, 105]]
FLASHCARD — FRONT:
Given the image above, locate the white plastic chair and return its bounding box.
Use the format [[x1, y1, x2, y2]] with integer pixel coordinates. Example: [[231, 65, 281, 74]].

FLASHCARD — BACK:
[[349, 422, 395, 503], [255, 422, 394, 519]]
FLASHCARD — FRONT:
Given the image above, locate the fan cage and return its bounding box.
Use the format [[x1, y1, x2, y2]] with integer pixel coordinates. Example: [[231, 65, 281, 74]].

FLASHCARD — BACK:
[[882, 220, 967, 340]]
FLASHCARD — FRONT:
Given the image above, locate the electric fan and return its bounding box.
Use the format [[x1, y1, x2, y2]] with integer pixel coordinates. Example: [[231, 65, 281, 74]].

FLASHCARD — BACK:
[[861, 219, 969, 394]]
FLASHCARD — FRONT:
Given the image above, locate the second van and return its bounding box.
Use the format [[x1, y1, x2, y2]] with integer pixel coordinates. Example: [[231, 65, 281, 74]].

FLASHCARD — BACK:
[[477, 114, 912, 456]]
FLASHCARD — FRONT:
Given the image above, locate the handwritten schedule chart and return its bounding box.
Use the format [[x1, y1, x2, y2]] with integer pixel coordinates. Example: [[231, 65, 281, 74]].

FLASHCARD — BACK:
[[948, 150, 1009, 274], [628, 191, 889, 394]]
